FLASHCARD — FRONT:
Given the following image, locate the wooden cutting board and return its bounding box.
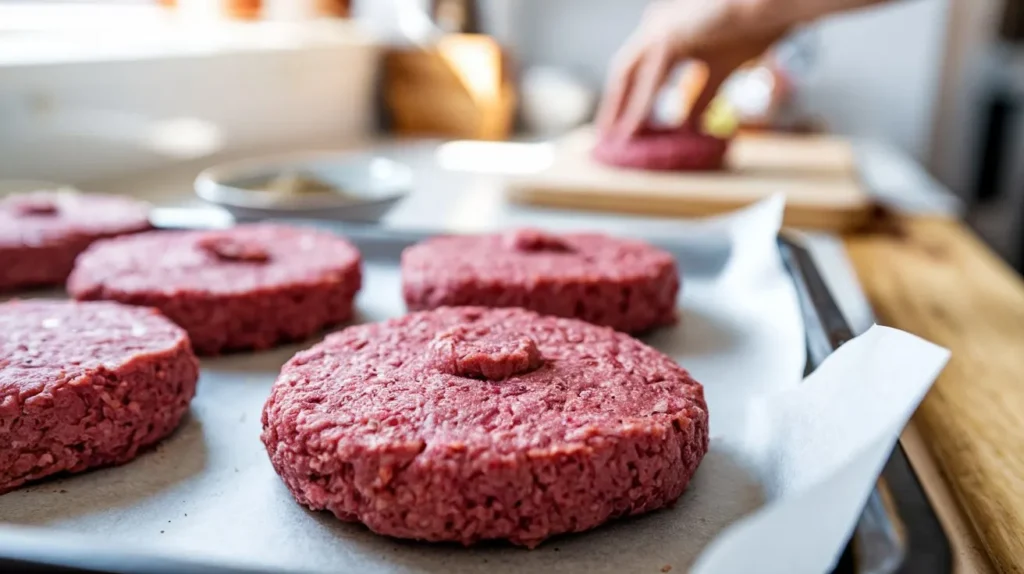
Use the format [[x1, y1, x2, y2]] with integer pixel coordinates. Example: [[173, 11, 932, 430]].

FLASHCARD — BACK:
[[506, 127, 876, 231]]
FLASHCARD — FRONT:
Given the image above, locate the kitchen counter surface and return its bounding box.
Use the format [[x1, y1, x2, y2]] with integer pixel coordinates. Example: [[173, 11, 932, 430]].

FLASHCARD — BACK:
[[85, 137, 1015, 573], [847, 216, 1024, 574]]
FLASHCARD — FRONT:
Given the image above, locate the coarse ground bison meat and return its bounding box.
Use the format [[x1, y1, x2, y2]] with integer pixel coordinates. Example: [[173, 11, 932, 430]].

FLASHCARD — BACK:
[[261, 306, 709, 547], [67, 224, 362, 355], [0, 299, 198, 494], [401, 229, 679, 334]]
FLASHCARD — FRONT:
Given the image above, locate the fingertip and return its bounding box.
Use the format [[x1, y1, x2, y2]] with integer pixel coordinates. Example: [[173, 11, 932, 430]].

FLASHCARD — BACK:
[[618, 115, 643, 139], [595, 99, 617, 135], [681, 114, 699, 133], [596, 61, 638, 136], [619, 48, 672, 140], [687, 64, 734, 132]]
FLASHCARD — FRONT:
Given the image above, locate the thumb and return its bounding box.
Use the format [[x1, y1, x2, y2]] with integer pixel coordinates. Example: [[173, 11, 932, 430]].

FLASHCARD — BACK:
[[683, 65, 732, 132]]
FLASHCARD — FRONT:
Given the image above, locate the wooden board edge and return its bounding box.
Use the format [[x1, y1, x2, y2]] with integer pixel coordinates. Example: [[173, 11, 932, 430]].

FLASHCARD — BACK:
[[506, 183, 877, 233]]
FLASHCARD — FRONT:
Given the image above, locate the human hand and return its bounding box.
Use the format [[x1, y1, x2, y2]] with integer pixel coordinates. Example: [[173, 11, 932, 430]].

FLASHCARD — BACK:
[[596, 0, 791, 138]]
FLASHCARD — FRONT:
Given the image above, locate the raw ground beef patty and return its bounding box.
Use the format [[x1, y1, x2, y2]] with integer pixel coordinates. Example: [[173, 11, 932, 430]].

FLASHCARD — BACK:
[[0, 299, 198, 494], [592, 126, 730, 171], [68, 224, 363, 355], [401, 229, 679, 333], [261, 306, 709, 547], [0, 191, 151, 292]]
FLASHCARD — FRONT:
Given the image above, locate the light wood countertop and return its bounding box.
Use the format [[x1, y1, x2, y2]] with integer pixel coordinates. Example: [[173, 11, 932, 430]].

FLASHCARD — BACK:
[[845, 216, 1024, 573]]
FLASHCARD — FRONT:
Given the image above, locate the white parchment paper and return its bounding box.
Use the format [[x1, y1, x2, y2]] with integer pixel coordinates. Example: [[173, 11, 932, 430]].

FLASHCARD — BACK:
[[0, 198, 949, 574]]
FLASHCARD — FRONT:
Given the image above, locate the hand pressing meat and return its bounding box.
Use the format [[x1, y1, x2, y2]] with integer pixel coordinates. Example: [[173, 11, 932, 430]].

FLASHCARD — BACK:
[[596, 0, 892, 139]]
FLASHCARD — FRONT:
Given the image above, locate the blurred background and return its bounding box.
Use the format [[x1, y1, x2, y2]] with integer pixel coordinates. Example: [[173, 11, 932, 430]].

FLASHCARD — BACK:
[[1, 0, 1022, 264]]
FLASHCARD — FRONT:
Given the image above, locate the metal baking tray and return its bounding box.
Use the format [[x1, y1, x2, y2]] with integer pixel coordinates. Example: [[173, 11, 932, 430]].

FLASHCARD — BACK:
[[0, 224, 949, 574], [779, 237, 951, 574]]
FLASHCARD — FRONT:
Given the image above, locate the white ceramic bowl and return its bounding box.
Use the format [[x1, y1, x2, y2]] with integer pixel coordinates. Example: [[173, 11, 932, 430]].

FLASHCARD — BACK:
[[194, 152, 412, 222]]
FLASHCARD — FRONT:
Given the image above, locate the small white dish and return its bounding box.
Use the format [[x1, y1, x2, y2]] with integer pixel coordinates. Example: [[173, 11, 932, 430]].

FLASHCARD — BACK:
[[194, 152, 413, 222]]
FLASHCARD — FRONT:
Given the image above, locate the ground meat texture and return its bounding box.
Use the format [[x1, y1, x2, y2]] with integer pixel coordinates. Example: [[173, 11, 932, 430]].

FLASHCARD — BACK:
[[0, 300, 198, 494], [261, 307, 709, 547], [592, 127, 730, 171], [67, 224, 362, 355], [0, 191, 151, 292], [401, 229, 679, 334]]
